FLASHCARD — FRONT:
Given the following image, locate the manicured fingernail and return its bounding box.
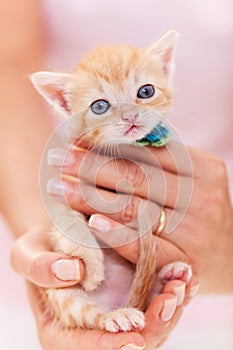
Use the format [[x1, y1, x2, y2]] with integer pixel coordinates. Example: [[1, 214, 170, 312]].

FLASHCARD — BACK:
[[173, 283, 186, 305], [47, 148, 75, 166], [121, 344, 145, 350], [46, 178, 67, 196], [161, 298, 177, 321], [52, 259, 80, 281], [189, 283, 200, 297], [89, 215, 111, 231]]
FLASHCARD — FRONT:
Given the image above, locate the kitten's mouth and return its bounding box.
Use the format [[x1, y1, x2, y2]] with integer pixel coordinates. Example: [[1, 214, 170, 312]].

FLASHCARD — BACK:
[[124, 124, 142, 137], [135, 122, 170, 146]]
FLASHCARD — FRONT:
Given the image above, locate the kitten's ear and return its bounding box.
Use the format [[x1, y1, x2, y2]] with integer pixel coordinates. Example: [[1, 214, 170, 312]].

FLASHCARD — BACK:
[[30, 72, 73, 117], [146, 29, 179, 81]]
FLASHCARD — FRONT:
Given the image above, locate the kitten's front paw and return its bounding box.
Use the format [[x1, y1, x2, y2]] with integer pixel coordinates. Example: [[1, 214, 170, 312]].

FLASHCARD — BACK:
[[158, 261, 193, 284], [81, 270, 104, 291], [101, 308, 145, 333], [81, 248, 105, 291]]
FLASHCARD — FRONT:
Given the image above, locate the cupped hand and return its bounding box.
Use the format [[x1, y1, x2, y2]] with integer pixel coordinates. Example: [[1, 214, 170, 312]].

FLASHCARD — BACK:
[[10, 227, 143, 349], [26, 276, 198, 350], [10, 226, 199, 349], [47, 142, 233, 293]]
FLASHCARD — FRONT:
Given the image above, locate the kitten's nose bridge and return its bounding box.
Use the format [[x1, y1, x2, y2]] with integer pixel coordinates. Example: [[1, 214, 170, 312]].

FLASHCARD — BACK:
[[121, 112, 138, 123]]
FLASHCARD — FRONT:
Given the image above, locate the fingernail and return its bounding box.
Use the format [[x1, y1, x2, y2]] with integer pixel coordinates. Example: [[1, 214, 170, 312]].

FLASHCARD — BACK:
[[173, 283, 186, 306], [189, 283, 200, 297], [89, 215, 111, 232], [47, 148, 75, 167], [121, 344, 145, 350], [46, 178, 67, 196], [161, 298, 177, 321], [52, 259, 80, 281]]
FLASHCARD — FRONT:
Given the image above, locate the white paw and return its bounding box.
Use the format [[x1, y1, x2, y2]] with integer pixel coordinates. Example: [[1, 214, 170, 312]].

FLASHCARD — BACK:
[[158, 261, 193, 284], [103, 308, 145, 333]]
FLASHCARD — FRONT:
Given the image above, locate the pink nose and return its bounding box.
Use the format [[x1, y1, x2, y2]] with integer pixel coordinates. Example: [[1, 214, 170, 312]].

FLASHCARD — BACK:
[[121, 113, 138, 123]]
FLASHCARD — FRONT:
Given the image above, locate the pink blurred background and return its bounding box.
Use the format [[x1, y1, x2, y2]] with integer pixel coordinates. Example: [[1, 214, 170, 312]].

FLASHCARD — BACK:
[[0, 0, 232, 348]]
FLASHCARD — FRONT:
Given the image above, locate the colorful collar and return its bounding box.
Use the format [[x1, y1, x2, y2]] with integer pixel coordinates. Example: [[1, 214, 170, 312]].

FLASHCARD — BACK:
[[135, 122, 170, 147]]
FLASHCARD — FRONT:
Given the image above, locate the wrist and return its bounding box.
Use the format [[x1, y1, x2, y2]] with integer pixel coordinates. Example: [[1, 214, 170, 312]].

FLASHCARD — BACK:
[[200, 220, 233, 294]]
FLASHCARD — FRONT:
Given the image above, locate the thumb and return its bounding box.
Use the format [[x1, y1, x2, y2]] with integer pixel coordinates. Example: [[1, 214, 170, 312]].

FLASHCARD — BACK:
[[10, 227, 85, 288]]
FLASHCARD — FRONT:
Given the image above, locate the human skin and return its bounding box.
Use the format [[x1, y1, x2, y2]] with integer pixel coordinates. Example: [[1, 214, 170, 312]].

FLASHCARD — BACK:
[[10, 228, 199, 350], [47, 143, 233, 294], [11, 229, 199, 350], [12, 132, 231, 349], [0, 0, 52, 235], [26, 279, 197, 350]]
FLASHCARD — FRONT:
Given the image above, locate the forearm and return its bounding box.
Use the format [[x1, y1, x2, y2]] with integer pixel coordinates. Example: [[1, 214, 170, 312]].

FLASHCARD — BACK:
[[0, 0, 52, 237], [0, 77, 53, 237]]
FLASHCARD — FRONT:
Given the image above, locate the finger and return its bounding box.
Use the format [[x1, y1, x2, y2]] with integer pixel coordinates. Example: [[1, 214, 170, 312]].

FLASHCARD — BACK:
[[10, 228, 85, 288], [62, 148, 181, 208], [48, 146, 184, 208], [162, 276, 200, 306], [161, 277, 200, 303], [47, 177, 194, 260], [58, 140, 194, 175], [183, 277, 200, 306], [142, 293, 178, 349], [47, 178, 162, 224], [48, 148, 194, 245], [77, 141, 208, 178], [88, 214, 188, 271], [152, 306, 183, 349], [48, 144, 222, 187], [161, 279, 186, 306], [153, 278, 199, 348], [27, 283, 145, 350], [48, 177, 185, 235], [49, 178, 193, 255], [117, 141, 194, 177], [44, 328, 145, 350]]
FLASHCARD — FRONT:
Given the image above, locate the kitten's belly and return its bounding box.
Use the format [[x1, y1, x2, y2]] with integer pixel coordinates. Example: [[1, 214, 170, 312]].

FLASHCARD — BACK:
[[83, 249, 134, 310]]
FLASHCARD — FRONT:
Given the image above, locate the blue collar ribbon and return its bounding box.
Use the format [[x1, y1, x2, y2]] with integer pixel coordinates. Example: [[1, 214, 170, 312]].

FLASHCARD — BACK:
[[135, 122, 170, 147]]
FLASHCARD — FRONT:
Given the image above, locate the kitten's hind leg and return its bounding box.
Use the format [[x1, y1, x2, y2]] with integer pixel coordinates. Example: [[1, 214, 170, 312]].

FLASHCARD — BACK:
[[158, 261, 193, 285], [47, 288, 145, 332], [47, 287, 105, 329], [102, 308, 145, 332]]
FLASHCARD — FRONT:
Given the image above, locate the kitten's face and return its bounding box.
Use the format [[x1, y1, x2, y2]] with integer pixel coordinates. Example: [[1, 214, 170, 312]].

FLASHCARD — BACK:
[[31, 29, 178, 146]]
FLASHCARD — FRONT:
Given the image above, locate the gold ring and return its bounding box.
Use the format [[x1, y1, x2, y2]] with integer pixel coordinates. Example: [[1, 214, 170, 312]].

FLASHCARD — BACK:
[[156, 208, 166, 235]]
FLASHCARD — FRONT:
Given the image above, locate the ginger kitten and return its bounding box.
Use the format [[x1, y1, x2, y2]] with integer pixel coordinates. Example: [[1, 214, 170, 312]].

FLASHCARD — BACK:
[[31, 29, 192, 332]]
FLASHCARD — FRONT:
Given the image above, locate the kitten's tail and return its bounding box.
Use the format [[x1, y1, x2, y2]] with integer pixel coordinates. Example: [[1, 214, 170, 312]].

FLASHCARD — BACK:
[[127, 206, 157, 312]]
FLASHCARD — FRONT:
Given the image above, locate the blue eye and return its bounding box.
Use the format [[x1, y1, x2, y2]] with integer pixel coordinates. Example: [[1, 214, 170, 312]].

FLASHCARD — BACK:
[[137, 84, 155, 99], [91, 99, 111, 115]]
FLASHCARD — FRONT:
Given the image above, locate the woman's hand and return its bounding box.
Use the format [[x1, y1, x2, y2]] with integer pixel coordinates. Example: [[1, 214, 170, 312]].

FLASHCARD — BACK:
[[10, 227, 85, 288], [47, 142, 233, 293], [10, 226, 199, 349], [26, 278, 198, 350]]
